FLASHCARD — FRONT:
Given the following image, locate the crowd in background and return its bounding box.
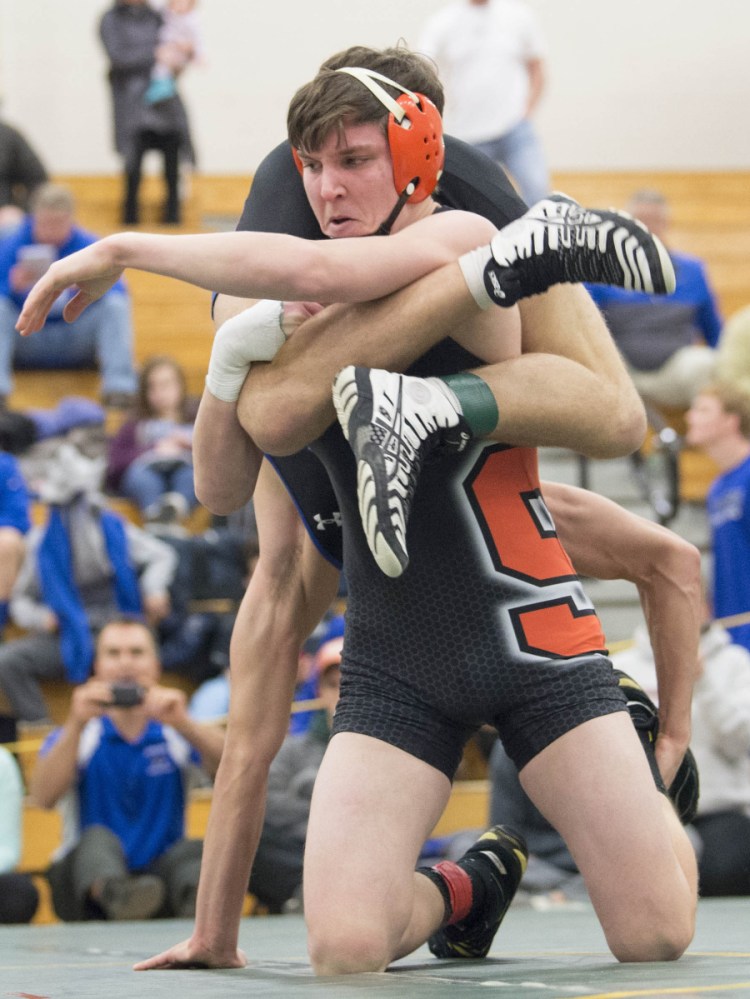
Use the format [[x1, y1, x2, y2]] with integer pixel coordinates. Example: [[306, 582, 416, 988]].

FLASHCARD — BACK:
[[1, 0, 750, 928]]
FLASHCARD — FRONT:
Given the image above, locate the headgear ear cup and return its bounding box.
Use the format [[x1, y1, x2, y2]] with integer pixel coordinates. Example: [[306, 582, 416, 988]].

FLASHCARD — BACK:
[[388, 91, 444, 203], [291, 67, 445, 203]]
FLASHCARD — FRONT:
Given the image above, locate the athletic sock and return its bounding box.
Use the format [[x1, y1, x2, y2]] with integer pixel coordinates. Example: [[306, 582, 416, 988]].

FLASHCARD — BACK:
[[438, 372, 499, 438], [418, 860, 487, 926]]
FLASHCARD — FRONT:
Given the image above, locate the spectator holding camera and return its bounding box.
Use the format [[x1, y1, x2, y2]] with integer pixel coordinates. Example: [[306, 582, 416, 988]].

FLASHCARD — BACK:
[[30, 616, 224, 921]]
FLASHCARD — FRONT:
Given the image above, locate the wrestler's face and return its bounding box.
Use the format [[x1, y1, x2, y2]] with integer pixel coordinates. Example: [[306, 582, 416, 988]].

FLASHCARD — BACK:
[[297, 122, 398, 238]]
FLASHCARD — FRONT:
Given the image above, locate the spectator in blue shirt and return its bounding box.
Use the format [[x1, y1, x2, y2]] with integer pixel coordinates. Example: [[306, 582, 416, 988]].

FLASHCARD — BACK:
[[30, 616, 224, 921], [686, 382, 750, 653], [0, 183, 137, 408], [0, 449, 29, 635], [588, 189, 723, 410]]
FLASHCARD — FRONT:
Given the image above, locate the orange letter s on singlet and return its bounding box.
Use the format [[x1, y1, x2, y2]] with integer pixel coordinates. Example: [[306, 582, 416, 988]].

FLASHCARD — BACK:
[[465, 446, 606, 659]]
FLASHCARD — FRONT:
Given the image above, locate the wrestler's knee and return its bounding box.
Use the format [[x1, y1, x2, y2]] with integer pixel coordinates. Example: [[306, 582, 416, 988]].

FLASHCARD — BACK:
[[602, 888, 695, 963], [307, 920, 392, 976], [238, 370, 323, 456], [607, 912, 694, 963], [585, 389, 647, 459]]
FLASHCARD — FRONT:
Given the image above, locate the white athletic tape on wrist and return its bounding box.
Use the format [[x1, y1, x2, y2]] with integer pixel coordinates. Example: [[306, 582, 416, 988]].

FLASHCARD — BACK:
[[205, 299, 287, 402], [458, 246, 493, 310]]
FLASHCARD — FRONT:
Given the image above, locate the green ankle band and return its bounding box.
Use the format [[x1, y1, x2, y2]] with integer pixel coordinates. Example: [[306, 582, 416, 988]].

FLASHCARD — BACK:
[[441, 373, 499, 437]]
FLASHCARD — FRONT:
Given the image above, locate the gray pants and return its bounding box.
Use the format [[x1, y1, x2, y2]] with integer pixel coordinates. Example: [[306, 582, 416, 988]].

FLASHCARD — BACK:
[[0, 632, 66, 722], [48, 825, 203, 921], [0, 294, 137, 398]]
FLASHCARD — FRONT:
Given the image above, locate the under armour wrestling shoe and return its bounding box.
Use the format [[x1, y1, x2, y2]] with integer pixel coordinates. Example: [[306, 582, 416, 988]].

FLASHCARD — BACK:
[[459, 193, 676, 309], [423, 825, 528, 960], [615, 669, 700, 825], [332, 365, 470, 578]]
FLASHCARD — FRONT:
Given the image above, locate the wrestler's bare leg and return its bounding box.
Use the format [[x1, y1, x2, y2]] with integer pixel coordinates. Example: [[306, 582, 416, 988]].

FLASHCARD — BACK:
[[238, 270, 644, 459], [521, 712, 697, 962]]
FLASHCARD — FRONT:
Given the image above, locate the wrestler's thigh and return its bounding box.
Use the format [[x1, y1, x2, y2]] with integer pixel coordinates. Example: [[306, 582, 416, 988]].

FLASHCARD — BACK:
[[520, 712, 695, 959], [303, 732, 450, 947]]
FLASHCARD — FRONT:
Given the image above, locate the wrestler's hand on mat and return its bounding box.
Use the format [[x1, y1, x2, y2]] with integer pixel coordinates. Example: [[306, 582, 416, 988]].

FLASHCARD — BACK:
[[133, 938, 247, 971]]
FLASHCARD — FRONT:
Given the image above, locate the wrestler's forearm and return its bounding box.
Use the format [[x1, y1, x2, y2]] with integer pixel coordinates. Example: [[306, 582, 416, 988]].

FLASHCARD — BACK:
[[191, 594, 312, 951], [635, 536, 701, 756], [193, 390, 262, 513], [192, 471, 340, 953], [191, 736, 275, 953], [106, 226, 463, 304], [545, 481, 699, 777], [193, 295, 265, 513]]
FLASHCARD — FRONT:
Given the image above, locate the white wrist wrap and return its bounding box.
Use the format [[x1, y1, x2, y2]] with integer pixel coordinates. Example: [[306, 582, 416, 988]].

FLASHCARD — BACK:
[[205, 299, 287, 402], [458, 246, 494, 310]]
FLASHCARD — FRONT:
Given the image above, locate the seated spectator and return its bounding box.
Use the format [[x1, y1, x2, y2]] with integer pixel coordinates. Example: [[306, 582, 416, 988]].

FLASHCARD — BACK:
[[0, 448, 30, 637], [30, 616, 224, 920], [685, 382, 750, 653], [187, 599, 337, 728], [159, 531, 255, 683], [107, 356, 199, 533], [0, 744, 39, 923], [0, 113, 48, 234], [248, 636, 342, 913], [0, 442, 176, 724], [613, 608, 750, 896], [588, 189, 723, 410], [289, 613, 344, 736], [0, 183, 138, 408], [188, 668, 229, 723], [715, 304, 750, 395]]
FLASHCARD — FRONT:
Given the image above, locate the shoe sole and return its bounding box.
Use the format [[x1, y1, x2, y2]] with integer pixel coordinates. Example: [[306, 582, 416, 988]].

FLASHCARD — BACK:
[[614, 218, 675, 295], [332, 366, 408, 578], [547, 193, 676, 295]]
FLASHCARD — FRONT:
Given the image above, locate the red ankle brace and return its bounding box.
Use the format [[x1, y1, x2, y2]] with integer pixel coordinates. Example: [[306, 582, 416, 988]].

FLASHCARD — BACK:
[[431, 860, 474, 925]]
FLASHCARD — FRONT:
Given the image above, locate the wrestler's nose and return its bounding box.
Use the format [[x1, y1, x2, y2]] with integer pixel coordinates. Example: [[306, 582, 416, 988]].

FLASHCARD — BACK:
[[319, 166, 346, 201]]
